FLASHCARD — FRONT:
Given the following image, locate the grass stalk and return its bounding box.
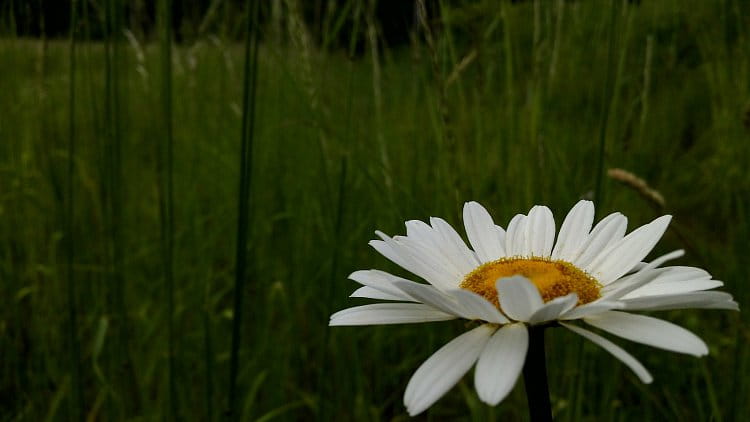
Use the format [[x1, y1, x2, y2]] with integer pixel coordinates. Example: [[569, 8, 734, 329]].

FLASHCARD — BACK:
[[569, 3, 621, 419], [66, 0, 83, 420], [365, 0, 392, 191], [501, 0, 515, 172], [204, 289, 215, 421], [103, 0, 139, 415], [157, 0, 177, 418], [316, 158, 347, 420], [227, 1, 261, 419], [592, 0, 619, 213], [102, 0, 119, 416]]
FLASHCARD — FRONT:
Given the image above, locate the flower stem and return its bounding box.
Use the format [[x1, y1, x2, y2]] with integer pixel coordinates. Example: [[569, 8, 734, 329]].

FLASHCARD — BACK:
[[523, 326, 553, 422]]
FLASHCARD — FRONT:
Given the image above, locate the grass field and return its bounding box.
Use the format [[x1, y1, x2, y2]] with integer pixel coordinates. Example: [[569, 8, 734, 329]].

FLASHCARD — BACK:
[[1, 0, 749, 420]]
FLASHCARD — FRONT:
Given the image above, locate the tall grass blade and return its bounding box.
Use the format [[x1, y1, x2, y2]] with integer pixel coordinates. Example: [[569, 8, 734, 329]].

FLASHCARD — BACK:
[[66, 0, 83, 420], [593, 0, 619, 213], [227, 1, 261, 419], [157, 0, 178, 419], [102, 0, 138, 416], [317, 158, 347, 420]]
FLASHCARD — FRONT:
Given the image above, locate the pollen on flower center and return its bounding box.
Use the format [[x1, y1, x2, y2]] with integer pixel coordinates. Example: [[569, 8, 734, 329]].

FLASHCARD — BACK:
[[459, 257, 601, 308]]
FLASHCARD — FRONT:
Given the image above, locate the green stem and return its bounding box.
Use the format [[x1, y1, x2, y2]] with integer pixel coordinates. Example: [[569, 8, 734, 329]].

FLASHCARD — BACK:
[[158, 0, 177, 418], [66, 0, 83, 419], [522, 326, 552, 422], [227, 1, 260, 420], [593, 0, 619, 213]]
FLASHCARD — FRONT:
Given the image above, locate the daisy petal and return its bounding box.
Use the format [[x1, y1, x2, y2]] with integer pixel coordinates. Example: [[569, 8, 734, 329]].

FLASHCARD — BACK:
[[394, 281, 466, 317], [583, 311, 708, 356], [463, 202, 505, 263], [645, 266, 712, 282], [552, 200, 595, 261], [350, 286, 413, 301], [430, 217, 481, 273], [574, 212, 628, 268], [586, 215, 672, 284], [602, 250, 685, 299], [495, 225, 507, 251], [474, 324, 528, 405], [621, 291, 738, 311], [629, 262, 648, 273], [371, 233, 455, 289], [497, 276, 544, 322], [449, 289, 509, 324], [706, 300, 740, 311], [561, 323, 653, 383], [404, 324, 495, 416], [369, 238, 414, 274], [559, 300, 625, 320], [329, 303, 457, 326], [622, 266, 720, 298], [505, 214, 527, 257], [624, 278, 723, 298], [528, 293, 578, 324], [526, 205, 556, 257], [405, 219, 438, 243], [395, 235, 464, 288], [349, 270, 417, 301], [405, 220, 471, 279]]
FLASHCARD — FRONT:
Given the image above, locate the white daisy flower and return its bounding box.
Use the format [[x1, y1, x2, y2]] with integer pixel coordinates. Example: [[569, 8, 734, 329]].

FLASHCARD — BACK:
[[329, 200, 738, 416]]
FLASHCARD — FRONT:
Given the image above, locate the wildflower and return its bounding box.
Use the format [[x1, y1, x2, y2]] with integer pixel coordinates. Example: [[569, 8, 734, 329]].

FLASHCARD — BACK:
[[330, 201, 737, 416]]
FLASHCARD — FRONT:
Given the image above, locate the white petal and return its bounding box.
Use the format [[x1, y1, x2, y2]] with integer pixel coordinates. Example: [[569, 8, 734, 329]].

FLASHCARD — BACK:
[[583, 311, 708, 356], [329, 303, 457, 326], [528, 293, 578, 324], [505, 214, 527, 257], [601, 250, 685, 300], [586, 215, 672, 284], [624, 279, 722, 298], [372, 231, 458, 290], [371, 233, 450, 288], [559, 300, 625, 320], [561, 323, 652, 383], [369, 238, 413, 273], [621, 291, 738, 311], [552, 200, 595, 261], [704, 300, 740, 311], [573, 212, 627, 268], [495, 225, 507, 251], [349, 270, 417, 301], [629, 262, 648, 272], [405, 220, 472, 279], [622, 266, 719, 298], [497, 276, 543, 322], [526, 205, 556, 258], [448, 289, 509, 324], [405, 219, 438, 242], [430, 217, 481, 273], [350, 286, 412, 301], [647, 266, 712, 282], [404, 325, 495, 416], [394, 281, 466, 317], [463, 202, 505, 263], [474, 324, 528, 405], [395, 235, 464, 288]]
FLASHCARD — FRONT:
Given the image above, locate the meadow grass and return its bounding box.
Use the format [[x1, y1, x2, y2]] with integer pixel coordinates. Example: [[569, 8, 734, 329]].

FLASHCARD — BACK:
[[0, 1, 749, 420]]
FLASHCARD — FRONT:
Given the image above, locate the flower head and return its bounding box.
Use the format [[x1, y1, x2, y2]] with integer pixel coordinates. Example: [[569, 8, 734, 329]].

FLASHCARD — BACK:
[[330, 201, 738, 416]]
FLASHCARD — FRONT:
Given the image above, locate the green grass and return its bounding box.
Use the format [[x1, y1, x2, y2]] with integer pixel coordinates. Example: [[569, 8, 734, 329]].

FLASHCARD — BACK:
[[1, 1, 749, 420]]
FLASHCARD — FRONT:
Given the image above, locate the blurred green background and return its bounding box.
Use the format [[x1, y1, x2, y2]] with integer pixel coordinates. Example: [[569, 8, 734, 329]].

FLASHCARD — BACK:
[[1, 0, 748, 420]]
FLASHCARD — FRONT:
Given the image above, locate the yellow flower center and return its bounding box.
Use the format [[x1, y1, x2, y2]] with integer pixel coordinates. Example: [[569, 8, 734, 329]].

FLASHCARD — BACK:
[[459, 257, 601, 308]]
